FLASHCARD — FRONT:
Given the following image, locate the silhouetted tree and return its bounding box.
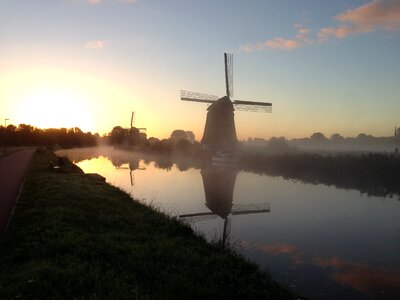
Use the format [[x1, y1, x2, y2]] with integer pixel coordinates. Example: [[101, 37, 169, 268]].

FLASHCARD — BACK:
[[330, 133, 345, 143], [267, 137, 296, 154], [310, 132, 327, 142], [170, 130, 188, 142], [185, 131, 195, 143], [0, 124, 97, 148], [110, 126, 126, 145]]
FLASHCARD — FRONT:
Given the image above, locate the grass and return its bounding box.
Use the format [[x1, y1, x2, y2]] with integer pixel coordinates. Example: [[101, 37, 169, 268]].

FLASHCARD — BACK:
[[0, 150, 295, 299]]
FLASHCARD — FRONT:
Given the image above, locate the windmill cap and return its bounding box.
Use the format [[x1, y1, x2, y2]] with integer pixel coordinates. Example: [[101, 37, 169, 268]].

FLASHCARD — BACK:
[[207, 96, 234, 111]]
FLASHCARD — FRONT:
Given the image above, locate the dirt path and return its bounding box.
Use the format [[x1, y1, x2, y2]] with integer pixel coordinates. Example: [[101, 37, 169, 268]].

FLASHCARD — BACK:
[[0, 149, 34, 235]]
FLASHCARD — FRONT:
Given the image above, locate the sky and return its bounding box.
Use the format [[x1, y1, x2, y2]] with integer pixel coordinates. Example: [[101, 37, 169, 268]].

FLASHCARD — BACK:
[[1, 0, 400, 140]]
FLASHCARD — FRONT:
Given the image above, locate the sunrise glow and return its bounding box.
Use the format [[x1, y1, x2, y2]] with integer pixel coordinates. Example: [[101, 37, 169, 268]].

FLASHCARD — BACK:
[[14, 88, 92, 131], [1, 0, 400, 139]]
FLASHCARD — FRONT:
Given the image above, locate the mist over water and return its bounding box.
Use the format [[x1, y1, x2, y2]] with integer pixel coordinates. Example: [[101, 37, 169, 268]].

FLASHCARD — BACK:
[[58, 147, 400, 300]]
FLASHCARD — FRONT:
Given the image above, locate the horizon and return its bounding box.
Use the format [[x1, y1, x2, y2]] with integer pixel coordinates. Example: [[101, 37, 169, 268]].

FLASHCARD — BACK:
[[1, 0, 400, 140], [1, 121, 398, 142]]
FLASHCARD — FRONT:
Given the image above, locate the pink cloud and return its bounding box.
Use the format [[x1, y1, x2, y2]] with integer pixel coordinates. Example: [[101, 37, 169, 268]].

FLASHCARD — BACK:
[[313, 255, 400, 295], [319, 0, 400, 39], [240, 24, 312, 52], [258, 243, 305, 266], [249, 241, 400, 296], [240, 0, 400, 52], [84, 40, 106, 49]]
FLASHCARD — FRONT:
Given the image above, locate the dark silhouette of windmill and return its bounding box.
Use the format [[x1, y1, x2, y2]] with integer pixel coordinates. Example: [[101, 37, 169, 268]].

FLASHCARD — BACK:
[[179, 165, 270, 246], [181, 53, 272, 152], [130, 112, 146, 133], [114, 158, 146, 186]]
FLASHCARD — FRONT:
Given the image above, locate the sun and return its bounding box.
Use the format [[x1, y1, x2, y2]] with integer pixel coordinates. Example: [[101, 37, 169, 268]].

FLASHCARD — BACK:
[[15, 88, 93, 131]]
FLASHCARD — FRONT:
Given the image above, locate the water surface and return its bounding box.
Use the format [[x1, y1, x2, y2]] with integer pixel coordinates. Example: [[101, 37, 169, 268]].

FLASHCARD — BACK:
[[58, 147, 400, 300]]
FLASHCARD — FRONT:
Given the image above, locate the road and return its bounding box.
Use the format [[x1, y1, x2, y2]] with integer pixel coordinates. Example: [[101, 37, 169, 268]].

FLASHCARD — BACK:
[[0, 149, 34, 235]]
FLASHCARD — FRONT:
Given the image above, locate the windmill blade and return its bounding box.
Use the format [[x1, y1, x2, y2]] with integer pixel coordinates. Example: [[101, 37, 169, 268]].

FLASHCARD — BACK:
[[180, 90, 219, 104], [224, 53, 234, 98], [179, 212, 218, 223], [231, 203, 271, 215], [233, 99, 272, 113]]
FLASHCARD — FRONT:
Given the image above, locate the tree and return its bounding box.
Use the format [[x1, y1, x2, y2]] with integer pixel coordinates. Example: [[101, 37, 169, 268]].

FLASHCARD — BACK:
[[330, 133, 345, 143], [170, 130, 187, 143], [126, 128, 140, 146], [267, 137, 295, 154], [110, 126, 126, 145], [310, 132, 327, 142], [185, 131, 195, 143], [356, 133, 374, 144]]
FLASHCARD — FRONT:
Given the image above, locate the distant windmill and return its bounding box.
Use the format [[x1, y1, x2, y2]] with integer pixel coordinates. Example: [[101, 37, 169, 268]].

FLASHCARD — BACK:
[[130, 111, 146, 133], [181, 53, 272, 152]]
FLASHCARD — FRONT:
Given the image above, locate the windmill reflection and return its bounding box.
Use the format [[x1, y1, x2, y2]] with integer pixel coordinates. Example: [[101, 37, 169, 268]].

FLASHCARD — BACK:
[[115, 158, 146, 186], [180, 165, 270, 246]]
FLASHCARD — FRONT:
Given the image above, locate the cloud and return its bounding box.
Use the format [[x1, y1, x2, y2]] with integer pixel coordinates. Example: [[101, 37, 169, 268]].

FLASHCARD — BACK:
[[241, 24, 312, 52], [240, 0, 400, 52], [256, 243, 306, 266], [313, 256, 400, 295], [84, 40, 106, 50], [240, 241, 305, 267], [319, 0, 400, 40]]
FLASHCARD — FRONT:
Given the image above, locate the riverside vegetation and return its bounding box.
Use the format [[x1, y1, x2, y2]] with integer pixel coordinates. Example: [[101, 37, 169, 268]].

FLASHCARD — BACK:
[[240, 152, 400, 198], [59, 146, 400, 199], [0, 150, 296, 299]]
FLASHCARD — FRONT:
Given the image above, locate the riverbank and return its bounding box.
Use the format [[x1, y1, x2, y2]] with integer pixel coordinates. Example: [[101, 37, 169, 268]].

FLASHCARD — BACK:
[[58, 146, 400, 198], [240, 152, 400, 198], [0, 150, 295, 299]]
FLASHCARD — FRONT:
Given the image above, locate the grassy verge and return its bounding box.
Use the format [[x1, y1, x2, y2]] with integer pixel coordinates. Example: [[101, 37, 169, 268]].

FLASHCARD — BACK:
[[0, 150, 295, 299]]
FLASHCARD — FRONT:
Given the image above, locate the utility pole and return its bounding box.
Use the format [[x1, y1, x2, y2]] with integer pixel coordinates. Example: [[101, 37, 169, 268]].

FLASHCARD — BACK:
[[3, 118, 9, 153]]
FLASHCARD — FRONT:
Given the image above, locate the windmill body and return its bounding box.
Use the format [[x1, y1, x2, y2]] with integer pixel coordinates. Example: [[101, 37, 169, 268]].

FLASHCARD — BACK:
[[181, 53, 272, 153], [201, 96, 238, 151]]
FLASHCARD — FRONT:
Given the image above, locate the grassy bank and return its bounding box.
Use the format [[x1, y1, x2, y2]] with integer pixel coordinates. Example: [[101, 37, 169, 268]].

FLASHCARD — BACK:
[[0, 150, 295, 299]]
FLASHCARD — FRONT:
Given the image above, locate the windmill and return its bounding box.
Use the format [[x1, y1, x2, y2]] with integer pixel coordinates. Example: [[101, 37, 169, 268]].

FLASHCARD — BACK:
[[130, 112, 146, 133], [115, 159, 146, 186], [181, 53, 272, 152], [127, 111, 147, 146], [179, 165, 270, 246]]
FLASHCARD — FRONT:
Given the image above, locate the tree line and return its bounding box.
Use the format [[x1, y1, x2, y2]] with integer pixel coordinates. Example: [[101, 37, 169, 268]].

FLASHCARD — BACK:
[[0, 124, 98, 148], [106, 127, 201, 154]]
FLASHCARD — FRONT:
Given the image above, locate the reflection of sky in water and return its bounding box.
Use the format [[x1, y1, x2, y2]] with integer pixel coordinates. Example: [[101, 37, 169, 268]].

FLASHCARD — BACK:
[[66, 150, 400, 300]]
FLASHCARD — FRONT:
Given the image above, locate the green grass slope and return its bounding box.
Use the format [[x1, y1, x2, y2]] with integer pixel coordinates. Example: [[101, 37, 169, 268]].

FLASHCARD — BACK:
[[0, 150, 295, 299]]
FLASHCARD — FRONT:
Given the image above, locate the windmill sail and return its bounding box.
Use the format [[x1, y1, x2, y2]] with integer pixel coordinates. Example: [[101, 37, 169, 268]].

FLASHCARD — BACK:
[[180, 90, 219, 103], [233, 100, 272, 112], [224, 53, 234, 98]]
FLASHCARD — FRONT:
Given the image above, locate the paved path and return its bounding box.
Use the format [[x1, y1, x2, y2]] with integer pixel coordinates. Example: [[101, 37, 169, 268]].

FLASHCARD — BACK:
[[0, 149, 34, 235]]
